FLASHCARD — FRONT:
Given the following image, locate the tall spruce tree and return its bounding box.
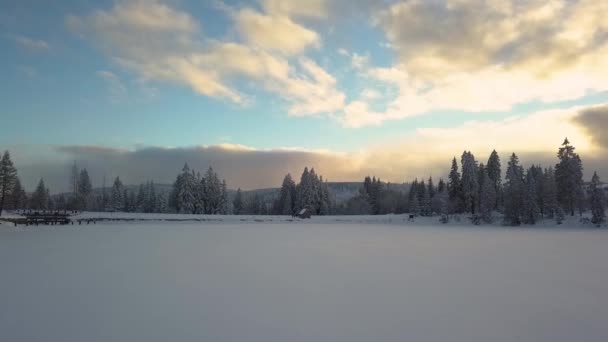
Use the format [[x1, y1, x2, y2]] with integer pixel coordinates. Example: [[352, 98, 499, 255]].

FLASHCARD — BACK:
[[233, 188, 244, 215], [555, 138, 584, 216], [447, 157, 463, 213], [541, 167, 558, 218], [479, 167, 496, 223], [10, 177, 27, 210], [30, 178, 49, 210], [0, 151, 18, 215], [461, 151, 479, 214], [111, 176, 125, 211], [278, 174, 297, 215], [522, 170, 541, 224], [589, 172, 606, 225], [77, 168, 93, 210], [486, 150, 502, 209], [504, 153, 525, 225], [177, 164, 197, 214]]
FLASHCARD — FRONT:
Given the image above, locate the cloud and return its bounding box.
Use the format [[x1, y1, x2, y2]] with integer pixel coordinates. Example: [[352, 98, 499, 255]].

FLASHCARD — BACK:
[[6, 103, 608, 193], [236, 8, 320, 55], [262, 0, 327, 18], [67, 0, 343, 115], [11, 34, 49, 52], [573, 104, 608, 150], [337, 0, 608, 127]]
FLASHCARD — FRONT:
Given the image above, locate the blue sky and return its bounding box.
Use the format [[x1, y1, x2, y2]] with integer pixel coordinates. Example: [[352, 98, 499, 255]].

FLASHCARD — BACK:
[[1, 0, 608, 190]]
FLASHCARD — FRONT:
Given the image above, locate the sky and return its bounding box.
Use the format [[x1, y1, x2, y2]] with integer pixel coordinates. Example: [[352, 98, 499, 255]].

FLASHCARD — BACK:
[[1, 0, 608, 192]]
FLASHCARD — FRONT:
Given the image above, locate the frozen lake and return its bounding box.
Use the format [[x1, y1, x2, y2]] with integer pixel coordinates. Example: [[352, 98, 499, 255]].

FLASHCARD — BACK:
[[1, 221, 608, 342]]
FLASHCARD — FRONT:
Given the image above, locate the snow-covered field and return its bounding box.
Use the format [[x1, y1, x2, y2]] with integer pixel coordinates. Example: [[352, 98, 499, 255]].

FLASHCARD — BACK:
[[1, 217, 608, 342]]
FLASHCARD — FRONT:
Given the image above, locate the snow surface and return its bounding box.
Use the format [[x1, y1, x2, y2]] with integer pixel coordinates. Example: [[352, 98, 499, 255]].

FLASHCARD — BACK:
[[1, 217, 608, 342]]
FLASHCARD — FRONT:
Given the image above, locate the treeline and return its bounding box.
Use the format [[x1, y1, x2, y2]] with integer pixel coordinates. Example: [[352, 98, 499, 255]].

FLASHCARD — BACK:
[[266, 167, 331, 215], [0, 138, 605, 224], [349, 139, 606, 225], [168, 163, 228, 214]]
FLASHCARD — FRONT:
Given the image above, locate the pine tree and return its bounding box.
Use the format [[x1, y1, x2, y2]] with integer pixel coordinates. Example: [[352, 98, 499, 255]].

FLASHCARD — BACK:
[[77, 168, 93, 210], [408, 178, 419, 202], [503, 153, 525, 225], [30, 178, 49, 210], [437, 178, 446, 193], [410, 195, 420, 217], [522, 170, 541, 224], [111, 176, 125, 211], [0, 151, 18, 215], [177, 163, 197, 214], [296, 167, 315, 212], [541, 167, 558, 218], [555, 138, 584, 216], [447, 157, 463, 213], [427, 176, 435, 199], [461, 151, 479, 214], [70, 161, 79, 196], [219, 180, 228, 215], [421, 185, 432, 216], [278, 174, 296, 215], [589, 172, 606, 225], [203, 167, 223, 214], [9, 177, 27, 210], [233, 188, 244, 215], [486, 150, 502, 209], [319, 177, 331, 215], [101, 175, 108, 211], [479, 167, 496, 223]]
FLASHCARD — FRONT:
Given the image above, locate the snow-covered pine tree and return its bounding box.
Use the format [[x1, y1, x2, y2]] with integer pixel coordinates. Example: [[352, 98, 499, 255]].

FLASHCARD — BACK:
[[9, 177, 27, 210], [111, 176, 125, 211], [503, 153, 525, 225], [203, 167, 223, 214], [136, 183, 146, 212], [177, 164, 197, 214], [447, 157, 463, 213], [477, 163, 486, 212], [278, 174, 296, 215], [437, 178, 446, 193], [555, 138, 584, 216], [486, 150, 502, 209], [479, 167, 496, 223], [309, 168, 322, 213], [427, 177, 435, 199], [46, 188, 54, 210], [233, 188, 244, 215], [461, 151, 479, 214], [70, 161, 79, 196], [30, 178, 49, 210], [219, 180, 228, 215], [101, 175, 108, 211], [319, 177, 331, 215], [522, 170, 541, 224], [0, 151, 18, 215], [589, 172, 606, 225], [410, 195, 420, 217], [146, 181, 157, 213], [408, 178, 418, 202], [296, 167, 314, 212], [422, 184, 432, 216], [541, 167, 558, 218], [78, 168, 93, 210], [122, 189, 130, 212]]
